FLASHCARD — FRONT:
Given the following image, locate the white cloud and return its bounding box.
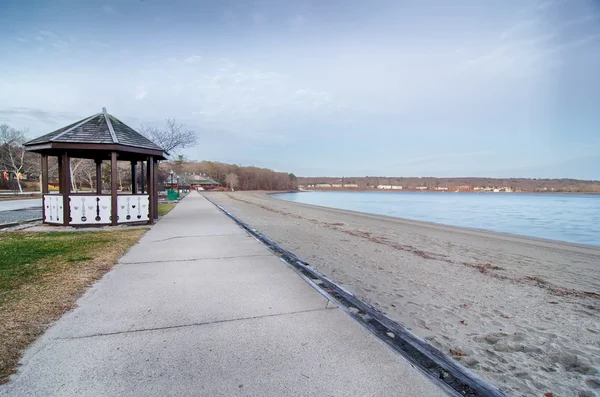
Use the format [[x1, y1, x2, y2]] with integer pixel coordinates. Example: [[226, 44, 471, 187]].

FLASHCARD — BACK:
[[183, 55, 202, 64], [30, 30, 71, 51], [135, 86, 147, 100], [38, 30, 57, 39]]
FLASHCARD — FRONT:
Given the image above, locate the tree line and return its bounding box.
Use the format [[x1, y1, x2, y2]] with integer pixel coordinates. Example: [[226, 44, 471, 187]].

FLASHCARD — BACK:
[[161, 159, 298, 191]]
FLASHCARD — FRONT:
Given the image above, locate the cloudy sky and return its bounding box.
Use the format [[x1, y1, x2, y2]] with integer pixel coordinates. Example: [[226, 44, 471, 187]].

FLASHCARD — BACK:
[[1, 0, 599, 179]]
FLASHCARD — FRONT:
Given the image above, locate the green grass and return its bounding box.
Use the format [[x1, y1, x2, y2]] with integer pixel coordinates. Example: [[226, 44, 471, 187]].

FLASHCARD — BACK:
[[158, 203, 175, 216], [0, 231, 134, 304]]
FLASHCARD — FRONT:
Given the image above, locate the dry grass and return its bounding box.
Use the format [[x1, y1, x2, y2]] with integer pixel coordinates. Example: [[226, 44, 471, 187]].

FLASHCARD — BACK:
[[0, 229, 147, 383], [158, 203, 176, 216]]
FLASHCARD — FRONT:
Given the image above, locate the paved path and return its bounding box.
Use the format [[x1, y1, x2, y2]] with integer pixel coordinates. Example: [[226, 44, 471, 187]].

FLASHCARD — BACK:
[[0, 209, 42, 224], [0, 193, 443, 397], [0, 198, 41, 212]]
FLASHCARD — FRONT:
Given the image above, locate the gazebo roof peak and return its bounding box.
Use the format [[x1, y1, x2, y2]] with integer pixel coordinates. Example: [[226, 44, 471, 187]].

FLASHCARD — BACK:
[[24, 108, 167, 159]]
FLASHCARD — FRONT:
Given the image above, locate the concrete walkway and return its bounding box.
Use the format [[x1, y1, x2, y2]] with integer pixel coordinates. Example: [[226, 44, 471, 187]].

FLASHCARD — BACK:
[[0, 193, 443, 397]]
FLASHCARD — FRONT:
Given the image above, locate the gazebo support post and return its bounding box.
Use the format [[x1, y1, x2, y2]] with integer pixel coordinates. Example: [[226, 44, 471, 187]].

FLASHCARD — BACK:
[[41, 154, 48, 221], [95, 159, 102, 194], [140, 161, 145, 194], [153, 158, 159, 220], [147, 156, 154, 224], [111, 152, 118, 226], [59, 152, 70, 226], [131, 161, 137, 194]]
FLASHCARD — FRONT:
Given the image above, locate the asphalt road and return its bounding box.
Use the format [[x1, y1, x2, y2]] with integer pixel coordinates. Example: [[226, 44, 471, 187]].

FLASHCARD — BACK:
[[0, 198, 42, 212]]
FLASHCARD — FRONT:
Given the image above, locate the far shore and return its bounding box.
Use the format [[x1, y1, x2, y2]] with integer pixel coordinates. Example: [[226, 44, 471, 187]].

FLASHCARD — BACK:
[[289, 189, 600, 194]]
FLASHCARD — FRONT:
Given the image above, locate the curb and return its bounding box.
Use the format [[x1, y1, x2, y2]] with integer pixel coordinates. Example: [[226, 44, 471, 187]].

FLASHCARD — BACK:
[[0, 218, 43, 230]]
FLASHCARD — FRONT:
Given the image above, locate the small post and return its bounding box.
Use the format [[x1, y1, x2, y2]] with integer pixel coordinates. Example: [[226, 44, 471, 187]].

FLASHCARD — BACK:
[[61, 152, 70, 226], [41, 155, 49, 194], [41, 154, 48, 222], [147, 156, 154, 224], [153, 159, 159, 220], [140, 161, 145, 194], [95, 159, 102, 194], [111, 152, 118, 226], [131, 161, 137, 194]]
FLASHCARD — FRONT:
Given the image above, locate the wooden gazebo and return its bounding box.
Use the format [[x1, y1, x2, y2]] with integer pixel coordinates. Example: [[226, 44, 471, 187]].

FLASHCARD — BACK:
[[24, 108, 167, 226]]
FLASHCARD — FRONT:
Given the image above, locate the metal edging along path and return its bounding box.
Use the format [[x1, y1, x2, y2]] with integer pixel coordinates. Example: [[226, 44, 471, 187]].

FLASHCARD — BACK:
[[203, 195, 510, 397]]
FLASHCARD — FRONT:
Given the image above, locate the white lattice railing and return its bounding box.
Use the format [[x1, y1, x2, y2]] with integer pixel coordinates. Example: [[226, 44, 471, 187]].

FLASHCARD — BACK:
[[117, 195, 150, 223], [43, 194, 64, 224], [45, 194, 150, 225], [69, 195, 112, 225]]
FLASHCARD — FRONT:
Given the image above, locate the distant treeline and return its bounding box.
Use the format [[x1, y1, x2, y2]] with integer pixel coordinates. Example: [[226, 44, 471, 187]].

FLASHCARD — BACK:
[[297, 176, 600, 193], [160, 160, 298, 191]]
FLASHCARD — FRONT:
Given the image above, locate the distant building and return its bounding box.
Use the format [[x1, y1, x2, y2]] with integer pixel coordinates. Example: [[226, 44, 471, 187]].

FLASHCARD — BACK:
[[315, 184, 332, 188], [377, 185, 402, 190], [344, 183, 359, 188], [331, 184, 343, 188], [434, 187, 448, 191], [164, 173, 221, 190], [415, 186, 428, 190]]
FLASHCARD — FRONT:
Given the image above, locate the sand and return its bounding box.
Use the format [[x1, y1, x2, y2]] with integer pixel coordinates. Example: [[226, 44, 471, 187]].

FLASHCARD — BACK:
[[207, 192, 600, 397]]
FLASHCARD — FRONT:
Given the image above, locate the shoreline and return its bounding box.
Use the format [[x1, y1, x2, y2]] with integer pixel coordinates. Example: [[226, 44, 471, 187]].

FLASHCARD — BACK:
[[207, 191, 600, 396], [287, 189, 600, 195], [269, 191, 600, 252]]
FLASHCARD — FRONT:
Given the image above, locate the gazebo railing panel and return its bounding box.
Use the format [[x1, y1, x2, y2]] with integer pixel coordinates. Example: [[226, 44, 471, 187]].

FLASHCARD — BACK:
[[117, 195, 149, 222], [44, 193, 150, 225], [69, 195, 112, 225], [43, 195, 64, 224]]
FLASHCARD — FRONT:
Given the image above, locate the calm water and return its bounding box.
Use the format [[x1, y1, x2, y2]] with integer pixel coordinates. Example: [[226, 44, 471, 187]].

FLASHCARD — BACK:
[[273, 191, 600, 246]]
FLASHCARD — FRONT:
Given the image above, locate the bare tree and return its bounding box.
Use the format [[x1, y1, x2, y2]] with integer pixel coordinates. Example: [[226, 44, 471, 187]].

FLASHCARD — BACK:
[[80, 161, 97, 191], [117, 162, 131, 191], [139, 119, 197, 156], [70, 159, 97, 192], [0, 124, 29, 193], [70, 158, 85, 192], [225, 173, 239, 191]]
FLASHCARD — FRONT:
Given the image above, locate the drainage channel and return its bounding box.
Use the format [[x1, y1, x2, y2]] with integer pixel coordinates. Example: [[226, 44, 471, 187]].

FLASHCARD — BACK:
[[204, 195, 510, 397]]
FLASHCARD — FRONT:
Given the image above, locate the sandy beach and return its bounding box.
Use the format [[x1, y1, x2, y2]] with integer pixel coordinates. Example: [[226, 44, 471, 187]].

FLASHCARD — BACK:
[[207, 191, 600, 397]]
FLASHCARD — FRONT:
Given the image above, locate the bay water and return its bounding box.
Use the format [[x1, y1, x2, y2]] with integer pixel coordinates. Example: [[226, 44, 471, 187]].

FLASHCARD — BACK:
[[273, 191, 600, 246]]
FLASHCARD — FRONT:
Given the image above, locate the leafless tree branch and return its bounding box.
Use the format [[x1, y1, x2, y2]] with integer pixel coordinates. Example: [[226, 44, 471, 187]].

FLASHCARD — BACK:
[[139, 119, 197, 156]]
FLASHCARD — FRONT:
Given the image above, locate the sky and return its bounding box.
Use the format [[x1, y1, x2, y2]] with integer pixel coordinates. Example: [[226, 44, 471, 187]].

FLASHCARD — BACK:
[[1, 0, 599, 179]]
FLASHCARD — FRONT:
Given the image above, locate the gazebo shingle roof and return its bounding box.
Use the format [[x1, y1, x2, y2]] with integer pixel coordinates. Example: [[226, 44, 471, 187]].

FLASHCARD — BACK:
[[25, 109, 164, 152]]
